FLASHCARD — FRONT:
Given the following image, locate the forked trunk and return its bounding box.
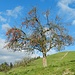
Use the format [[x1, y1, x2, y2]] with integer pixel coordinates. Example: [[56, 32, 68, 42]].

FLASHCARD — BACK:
[[43, 52, 47, 67]]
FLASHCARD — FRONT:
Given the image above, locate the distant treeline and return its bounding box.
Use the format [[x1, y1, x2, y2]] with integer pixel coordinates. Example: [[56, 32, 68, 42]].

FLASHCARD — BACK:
[[0, 56, 40, 72], [14, 56, 40, 67], [0, 62, 13, 72]]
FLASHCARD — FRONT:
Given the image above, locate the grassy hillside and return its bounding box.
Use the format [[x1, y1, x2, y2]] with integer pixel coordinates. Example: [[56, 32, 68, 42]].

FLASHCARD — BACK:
[[1, 51, 75, 75], [0, 72, 5, 75]]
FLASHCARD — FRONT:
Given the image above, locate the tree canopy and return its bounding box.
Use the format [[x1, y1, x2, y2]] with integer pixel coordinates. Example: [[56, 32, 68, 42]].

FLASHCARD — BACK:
[[5, 7, 74, 67]]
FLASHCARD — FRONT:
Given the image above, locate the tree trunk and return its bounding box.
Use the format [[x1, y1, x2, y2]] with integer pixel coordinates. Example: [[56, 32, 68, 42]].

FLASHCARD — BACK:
[[43, 52, 47, 67]]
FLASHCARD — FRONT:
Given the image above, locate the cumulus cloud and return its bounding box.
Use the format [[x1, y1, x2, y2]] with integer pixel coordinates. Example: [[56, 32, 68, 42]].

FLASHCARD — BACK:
[[0, 38, 29, 64], [6, 6, 23, 18], [0, 16, 7, 22], [2, 23, 11, 31]]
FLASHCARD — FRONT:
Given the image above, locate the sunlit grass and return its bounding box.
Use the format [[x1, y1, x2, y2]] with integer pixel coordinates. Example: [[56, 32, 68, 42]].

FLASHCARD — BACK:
[[1, 51, 75, 75]]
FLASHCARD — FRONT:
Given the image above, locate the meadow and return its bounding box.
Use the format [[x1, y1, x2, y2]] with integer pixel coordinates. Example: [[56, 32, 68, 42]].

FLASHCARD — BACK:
[[0, 51, 75, 75]]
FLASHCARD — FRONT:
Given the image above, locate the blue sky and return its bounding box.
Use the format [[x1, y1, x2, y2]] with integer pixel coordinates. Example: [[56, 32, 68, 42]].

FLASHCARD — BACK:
[[0, 0, 75, 64]]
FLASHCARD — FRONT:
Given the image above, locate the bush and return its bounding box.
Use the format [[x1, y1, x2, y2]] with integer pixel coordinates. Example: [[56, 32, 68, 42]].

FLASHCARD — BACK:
[[0, 62, 13, 72]]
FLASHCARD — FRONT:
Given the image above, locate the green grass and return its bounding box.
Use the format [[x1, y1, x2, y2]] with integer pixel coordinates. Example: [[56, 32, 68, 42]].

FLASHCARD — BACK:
[[0, 72, 5, 75], [1, 51, 75, 75]]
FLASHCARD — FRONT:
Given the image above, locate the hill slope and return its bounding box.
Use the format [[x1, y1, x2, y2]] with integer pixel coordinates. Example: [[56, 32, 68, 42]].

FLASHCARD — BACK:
[[1, 51, 75, 75]]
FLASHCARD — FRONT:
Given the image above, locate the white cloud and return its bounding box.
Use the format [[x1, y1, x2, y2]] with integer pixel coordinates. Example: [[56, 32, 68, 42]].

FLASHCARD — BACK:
[[47, 49, 57, 55], [0, 38, 29, 64], [0, 16, 7, 22], [72, 20, 75, 25], [6, 6, 23, 18], [31, 54, 39, 58], [0, 38, 5, 48], [2, 23, 11, 31], [57, 0, 75, 21], [58, 0, 75, 10]]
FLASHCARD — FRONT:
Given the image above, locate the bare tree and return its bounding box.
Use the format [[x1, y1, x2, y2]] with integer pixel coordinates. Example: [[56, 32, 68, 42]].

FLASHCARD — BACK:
[[5, 7, 73, 67]]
